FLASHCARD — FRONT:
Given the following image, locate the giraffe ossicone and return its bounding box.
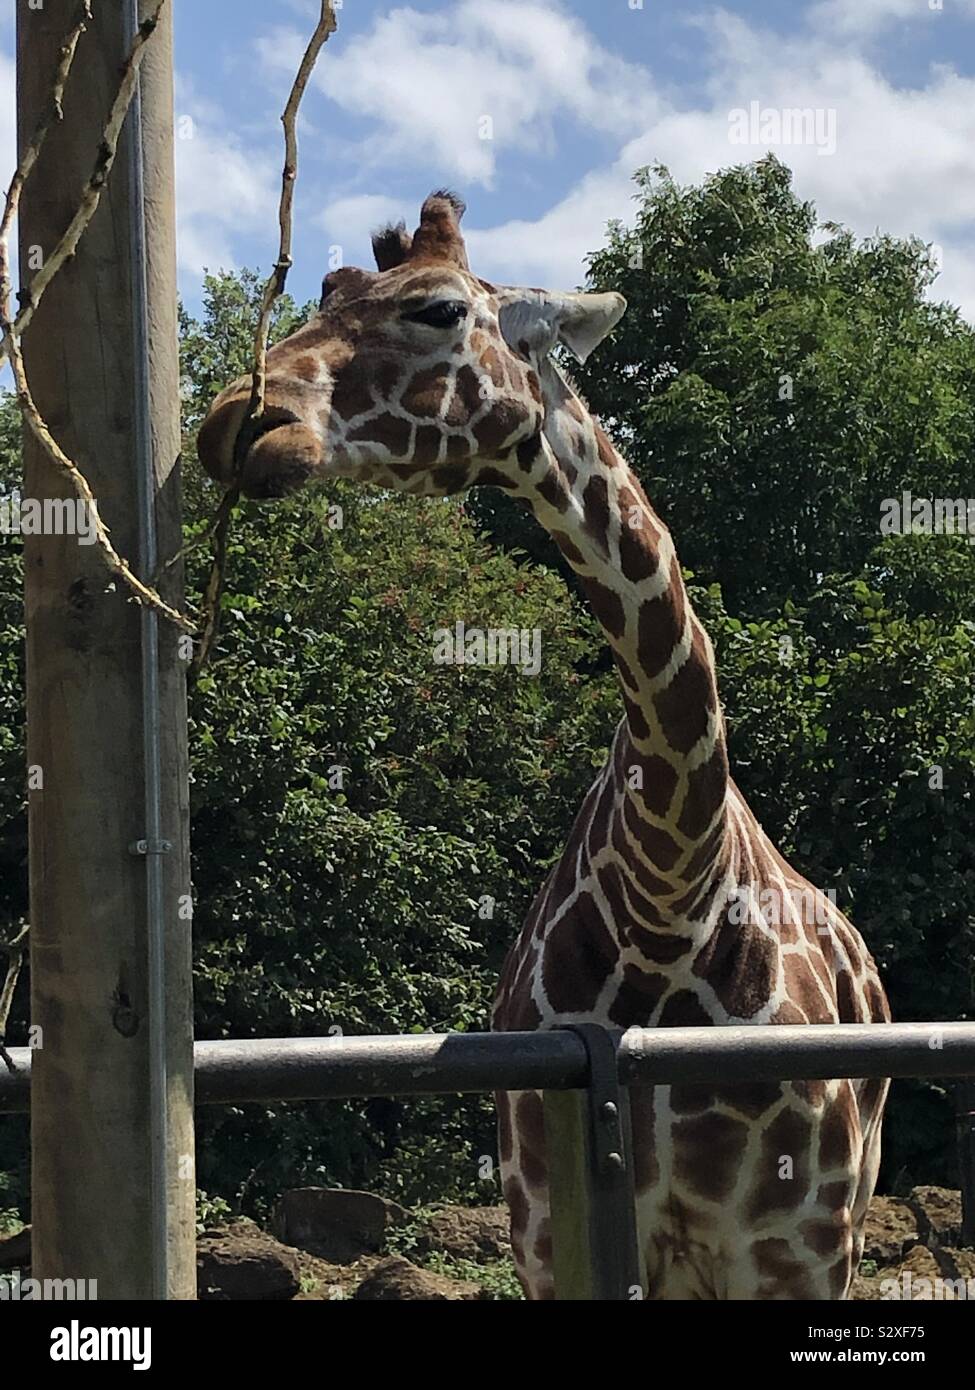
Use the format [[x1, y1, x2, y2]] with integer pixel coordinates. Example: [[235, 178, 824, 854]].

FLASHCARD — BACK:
[[198, 191, 890, 1301]]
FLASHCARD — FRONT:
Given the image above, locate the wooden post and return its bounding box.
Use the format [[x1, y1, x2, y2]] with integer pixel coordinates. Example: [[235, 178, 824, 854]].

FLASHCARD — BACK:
[[544, 1089, 598, 1299], [18, 0, 195, 1298], [956, 1080, 975, 1247], [543, 1026, 644, 1301]]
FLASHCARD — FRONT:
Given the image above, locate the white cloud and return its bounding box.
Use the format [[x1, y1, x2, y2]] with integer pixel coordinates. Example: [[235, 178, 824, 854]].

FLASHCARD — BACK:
[[463, 8, 975, 321], [809, 0, 975, 37], [319, 192, 410, 261], [0, 50, 16, 211], [173, 85, 279, 280], [238, 0, 975, 321], [262, 0, 660, 188]]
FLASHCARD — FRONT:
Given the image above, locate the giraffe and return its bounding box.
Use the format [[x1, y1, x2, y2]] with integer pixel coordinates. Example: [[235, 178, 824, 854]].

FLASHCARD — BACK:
[[197, 191, 891, 1301]]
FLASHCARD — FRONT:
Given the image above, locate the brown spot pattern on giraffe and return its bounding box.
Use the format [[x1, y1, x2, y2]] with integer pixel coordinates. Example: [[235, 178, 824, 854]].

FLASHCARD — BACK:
[[330, 372, 375, 420], [636, 559, 686, 679], [676, 744, 729, 842], [537, 468, 571, 513], [515, 1091, 548, 1190], [582, 476, 612, 558], [606, 962, 670, 1027], [503, 1176, 529, 1254], [413, 425, 443, 465], [348, 413, 412, 455], [611, 817, 676, 899], [745, 1107, 812, 1224], [819, 1083, 858, 1170], [619, 514, 658, 583], [540, 891, 619, 1012], [585, 580, 627, 639], [654, 633, 717, 756], [691, 910, 778, 1017], [595, 427, 619, 470], [673, 1111, 749, 1202], [751, 1238, 818, 1299], [550, 529, 585, 566], [658, 990, 713, 1026], [621, 798, 682, 871]]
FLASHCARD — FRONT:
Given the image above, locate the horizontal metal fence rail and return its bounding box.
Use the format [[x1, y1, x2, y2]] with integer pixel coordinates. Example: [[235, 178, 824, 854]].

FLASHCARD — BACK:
[[3, 1021, 975, 1112], [3, 1021, 974, 1300]]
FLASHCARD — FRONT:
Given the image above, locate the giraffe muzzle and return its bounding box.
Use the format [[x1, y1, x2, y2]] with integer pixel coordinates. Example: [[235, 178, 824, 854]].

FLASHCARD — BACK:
[[198, 396, 325, 500]]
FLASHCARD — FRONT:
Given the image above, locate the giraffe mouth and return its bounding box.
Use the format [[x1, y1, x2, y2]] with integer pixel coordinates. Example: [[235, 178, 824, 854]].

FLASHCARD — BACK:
[[233, 409, 326, 500], [233, 408, 302, 470]]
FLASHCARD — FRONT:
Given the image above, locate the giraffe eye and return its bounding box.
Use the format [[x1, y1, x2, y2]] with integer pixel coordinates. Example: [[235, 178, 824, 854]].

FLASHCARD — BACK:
[[403, 300, 469, 328]]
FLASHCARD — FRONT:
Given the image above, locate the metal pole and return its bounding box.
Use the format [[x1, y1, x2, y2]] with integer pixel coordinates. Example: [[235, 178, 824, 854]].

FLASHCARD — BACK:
[[956, 1080, 975, 1247], [18, 0, 194, 1298], [124, 0, 169, 1301]]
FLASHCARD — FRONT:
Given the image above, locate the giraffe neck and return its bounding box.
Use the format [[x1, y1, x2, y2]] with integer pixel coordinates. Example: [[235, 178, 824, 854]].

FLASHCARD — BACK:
[[512, 361, 731, 907]]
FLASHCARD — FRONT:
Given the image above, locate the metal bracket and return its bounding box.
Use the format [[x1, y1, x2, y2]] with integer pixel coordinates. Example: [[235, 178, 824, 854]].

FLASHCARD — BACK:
[[554, 1023, 643, 1299], [128, 839, 172, 856]]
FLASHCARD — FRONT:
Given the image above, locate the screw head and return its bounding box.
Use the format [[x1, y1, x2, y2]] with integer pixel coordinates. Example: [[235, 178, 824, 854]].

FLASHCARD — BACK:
[[601, 1101, 618, 1123]]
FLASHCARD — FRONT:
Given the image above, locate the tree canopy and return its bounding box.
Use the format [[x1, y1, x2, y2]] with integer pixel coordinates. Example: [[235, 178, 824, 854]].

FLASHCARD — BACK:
[[1, 158, 973, 1217]]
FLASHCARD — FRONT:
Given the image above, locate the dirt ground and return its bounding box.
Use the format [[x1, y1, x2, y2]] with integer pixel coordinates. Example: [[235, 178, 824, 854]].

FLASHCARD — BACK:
[[202, 1185, 974, 1301], [5, 1186, 970, 1300]]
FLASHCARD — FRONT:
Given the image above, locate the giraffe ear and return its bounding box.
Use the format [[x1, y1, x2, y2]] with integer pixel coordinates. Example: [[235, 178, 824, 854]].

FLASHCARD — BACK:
[[550, 291, 627, 363], [499, 290, 627, 364]]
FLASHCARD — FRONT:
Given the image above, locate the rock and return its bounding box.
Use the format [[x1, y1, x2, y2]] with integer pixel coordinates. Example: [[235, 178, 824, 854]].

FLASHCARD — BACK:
[[0, 1225, 30, 1271], [861, 1195, 919, 1265], [415, 1205, 510, 1264], [271, 1188, 410, 1262], [908, 1186, 963, 1248], [197, 1218, 301, 1301], [353, 1255, 486, 1301]]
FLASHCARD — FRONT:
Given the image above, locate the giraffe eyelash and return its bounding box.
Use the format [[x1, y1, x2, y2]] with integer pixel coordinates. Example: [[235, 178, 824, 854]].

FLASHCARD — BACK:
[[401, 300, 469, 328]]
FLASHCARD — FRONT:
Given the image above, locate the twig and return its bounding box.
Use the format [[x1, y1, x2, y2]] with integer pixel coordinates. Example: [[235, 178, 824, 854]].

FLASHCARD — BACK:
[[0, 0, 92, 328], [248, 0, 338, 425], [0, 924, 29, 1074], [4, 334, 197, 633], [190, 488, 237, 675], [0, 0, 195, 634], [1, 0, 169, 358], [192, 0, 338, 675]]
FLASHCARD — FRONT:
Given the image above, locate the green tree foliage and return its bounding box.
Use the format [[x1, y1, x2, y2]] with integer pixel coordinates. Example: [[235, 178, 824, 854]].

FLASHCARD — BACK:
[[1, 160, 973, 1211]]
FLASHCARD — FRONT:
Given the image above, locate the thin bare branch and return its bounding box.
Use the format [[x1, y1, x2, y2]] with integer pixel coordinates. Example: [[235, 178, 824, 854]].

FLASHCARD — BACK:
[[4, 327, 197, 633], [248, 0, 339, 423], [0, 0, 195, 633], [1, 0, 169, 360], [193, 0, 338, 674], [0, 0, 92, 327], [0, 924, 29, 1074], [189, 487, 238, 676]]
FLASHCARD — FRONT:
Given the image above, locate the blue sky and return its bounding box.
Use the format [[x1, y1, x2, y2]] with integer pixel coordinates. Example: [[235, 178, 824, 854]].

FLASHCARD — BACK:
[[3, 0, 975, 319]]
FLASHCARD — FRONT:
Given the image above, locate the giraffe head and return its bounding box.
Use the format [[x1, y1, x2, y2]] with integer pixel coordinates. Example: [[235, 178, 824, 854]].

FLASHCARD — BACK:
[[196, 191, 626, 499]]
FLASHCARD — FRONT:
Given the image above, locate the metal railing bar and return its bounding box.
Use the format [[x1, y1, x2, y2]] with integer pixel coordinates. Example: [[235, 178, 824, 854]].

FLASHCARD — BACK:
[[2, 1021, 974, 1114], [619, 1021, 975, 1086]]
